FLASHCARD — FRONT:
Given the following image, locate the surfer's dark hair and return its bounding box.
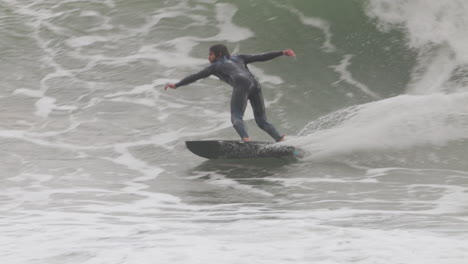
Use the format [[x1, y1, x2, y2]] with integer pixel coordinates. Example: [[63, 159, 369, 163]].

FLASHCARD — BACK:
[[210, 44, 230, 58]]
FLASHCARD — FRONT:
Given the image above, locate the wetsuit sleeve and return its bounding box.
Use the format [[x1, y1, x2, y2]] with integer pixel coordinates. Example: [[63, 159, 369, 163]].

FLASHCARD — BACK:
[[175, 65, 214, 88], [238, 51, 283, 64]]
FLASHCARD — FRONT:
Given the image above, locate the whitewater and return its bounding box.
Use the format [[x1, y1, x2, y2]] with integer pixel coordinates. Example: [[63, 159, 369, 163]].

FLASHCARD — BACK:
[[1, 0, 467, 263]]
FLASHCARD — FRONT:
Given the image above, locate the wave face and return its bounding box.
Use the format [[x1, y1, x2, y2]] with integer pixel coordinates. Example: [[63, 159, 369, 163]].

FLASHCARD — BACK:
[[1, 1, 467, 263]]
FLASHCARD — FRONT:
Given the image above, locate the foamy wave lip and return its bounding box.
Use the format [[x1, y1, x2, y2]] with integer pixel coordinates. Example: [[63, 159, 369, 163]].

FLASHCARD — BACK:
[[367, 0, 468, 52], [366, 0, 468, 94]]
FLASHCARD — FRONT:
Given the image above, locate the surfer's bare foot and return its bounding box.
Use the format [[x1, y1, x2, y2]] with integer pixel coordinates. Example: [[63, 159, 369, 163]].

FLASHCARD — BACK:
[[242, 137, 250, 142], [276, 135, 285, 142]]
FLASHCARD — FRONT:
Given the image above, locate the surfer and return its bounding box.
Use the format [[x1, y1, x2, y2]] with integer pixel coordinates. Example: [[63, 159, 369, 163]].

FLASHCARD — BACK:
[[164, 44, 296, 142]]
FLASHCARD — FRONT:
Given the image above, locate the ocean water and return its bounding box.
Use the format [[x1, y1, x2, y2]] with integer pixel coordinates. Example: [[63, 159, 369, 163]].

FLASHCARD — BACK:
[[1, 0, 468, 263]]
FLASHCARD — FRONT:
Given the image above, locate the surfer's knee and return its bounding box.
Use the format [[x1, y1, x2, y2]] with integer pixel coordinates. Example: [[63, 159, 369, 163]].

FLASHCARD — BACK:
[[255, 117, 270, 130]]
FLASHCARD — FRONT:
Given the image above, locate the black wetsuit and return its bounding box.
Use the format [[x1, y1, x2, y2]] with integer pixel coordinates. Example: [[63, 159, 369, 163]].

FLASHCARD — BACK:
[[175, 51, 284, 141]]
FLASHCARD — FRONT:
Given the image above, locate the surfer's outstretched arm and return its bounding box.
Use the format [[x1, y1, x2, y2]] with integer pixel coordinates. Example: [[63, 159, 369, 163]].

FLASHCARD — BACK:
[[164, 65, 214, 90], [239, 49, 296, 64]]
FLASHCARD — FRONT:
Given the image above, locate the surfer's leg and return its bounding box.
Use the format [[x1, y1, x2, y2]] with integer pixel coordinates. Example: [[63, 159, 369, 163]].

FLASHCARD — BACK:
[[230, 87, 250, 140], [249, 87, 283, 141]]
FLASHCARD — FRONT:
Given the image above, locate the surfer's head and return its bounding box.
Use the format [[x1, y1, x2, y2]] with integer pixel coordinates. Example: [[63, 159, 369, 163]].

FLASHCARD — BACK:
[[209, 44, 230, 63]]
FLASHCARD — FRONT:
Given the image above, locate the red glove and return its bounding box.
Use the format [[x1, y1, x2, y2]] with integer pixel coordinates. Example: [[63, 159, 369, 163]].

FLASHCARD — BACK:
[[283, 49, 296, 57], [164, 83, 176, 91]]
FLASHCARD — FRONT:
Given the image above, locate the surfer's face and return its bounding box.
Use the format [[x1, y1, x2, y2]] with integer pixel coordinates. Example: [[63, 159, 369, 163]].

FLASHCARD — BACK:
[[208, 51, 216, 63]]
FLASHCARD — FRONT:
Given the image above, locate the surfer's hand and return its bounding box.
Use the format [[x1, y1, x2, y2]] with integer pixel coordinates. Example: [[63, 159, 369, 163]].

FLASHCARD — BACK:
[[164, 83, 176, 91], [283, 49, 296, 57]]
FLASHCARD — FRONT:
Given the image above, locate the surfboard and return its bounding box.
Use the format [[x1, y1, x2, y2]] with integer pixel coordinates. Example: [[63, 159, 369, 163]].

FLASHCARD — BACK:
[[185, 140, 303, 159]]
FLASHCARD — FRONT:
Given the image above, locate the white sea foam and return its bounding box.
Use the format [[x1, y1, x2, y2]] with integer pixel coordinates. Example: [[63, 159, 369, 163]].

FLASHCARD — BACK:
[[295, 92, 468, 159], [2, 208, 467, 264]]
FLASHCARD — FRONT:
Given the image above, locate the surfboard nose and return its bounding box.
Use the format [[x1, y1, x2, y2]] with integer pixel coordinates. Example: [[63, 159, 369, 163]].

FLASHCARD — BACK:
[[185, 140, 222, 159]]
